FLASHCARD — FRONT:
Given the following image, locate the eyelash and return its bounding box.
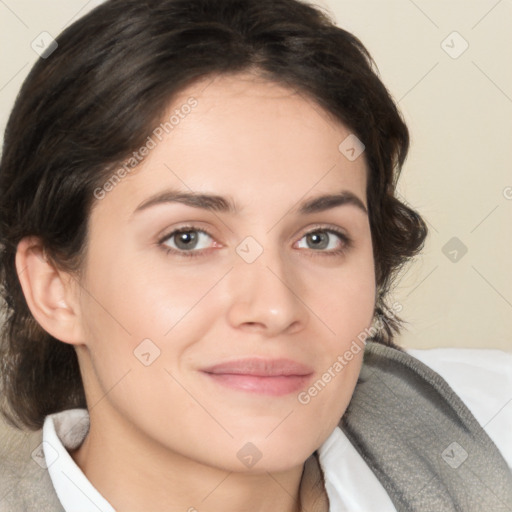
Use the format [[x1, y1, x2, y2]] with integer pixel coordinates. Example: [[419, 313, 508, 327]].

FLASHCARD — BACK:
[[158, 225, 353, 259]]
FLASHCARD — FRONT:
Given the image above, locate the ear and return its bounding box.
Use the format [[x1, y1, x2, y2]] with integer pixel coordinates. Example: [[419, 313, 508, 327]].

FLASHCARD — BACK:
[[15, 237, 83, 345]]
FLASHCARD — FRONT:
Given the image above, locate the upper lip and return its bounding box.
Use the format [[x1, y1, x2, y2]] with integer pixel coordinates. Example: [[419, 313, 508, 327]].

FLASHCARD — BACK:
[[201, 358, 314, 377]]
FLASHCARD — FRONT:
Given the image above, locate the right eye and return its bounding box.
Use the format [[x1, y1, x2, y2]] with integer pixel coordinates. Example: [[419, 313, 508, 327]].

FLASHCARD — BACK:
[[160, 227, 218, 257]]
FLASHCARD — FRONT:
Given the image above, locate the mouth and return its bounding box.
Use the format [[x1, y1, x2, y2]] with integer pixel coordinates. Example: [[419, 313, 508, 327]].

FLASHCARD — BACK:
[[200, 358, 314, 396]]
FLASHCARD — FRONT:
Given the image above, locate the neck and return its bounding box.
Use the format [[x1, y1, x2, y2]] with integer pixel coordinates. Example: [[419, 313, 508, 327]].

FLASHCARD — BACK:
[[70, 408, 328, 512]]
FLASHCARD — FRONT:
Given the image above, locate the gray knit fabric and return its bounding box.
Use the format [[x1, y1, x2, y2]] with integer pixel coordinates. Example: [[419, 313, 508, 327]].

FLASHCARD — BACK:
[[1, 342, 511, 511], [341, 342, 512, 511], [0, 423, 64, 511]]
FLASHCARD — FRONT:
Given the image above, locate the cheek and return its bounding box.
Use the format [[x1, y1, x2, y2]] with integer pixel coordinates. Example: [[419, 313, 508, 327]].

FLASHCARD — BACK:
[[311, 245, 375, 413], [76, 244, 232, 413], [80, 242, 221, 342], [314, 238, 376, 338], [288, 240, 375, 442]]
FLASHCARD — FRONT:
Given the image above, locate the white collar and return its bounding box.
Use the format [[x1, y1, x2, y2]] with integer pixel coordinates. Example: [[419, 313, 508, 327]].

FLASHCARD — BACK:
[[43, 408, 115, 512]]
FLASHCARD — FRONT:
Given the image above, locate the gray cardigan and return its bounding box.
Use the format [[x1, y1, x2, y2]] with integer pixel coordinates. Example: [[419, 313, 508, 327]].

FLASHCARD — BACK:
[[1, 342, 511, 511]]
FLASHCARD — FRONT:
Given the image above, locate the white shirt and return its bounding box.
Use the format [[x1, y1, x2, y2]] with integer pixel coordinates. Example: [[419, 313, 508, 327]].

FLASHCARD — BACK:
[[43, 347, 512, 512]]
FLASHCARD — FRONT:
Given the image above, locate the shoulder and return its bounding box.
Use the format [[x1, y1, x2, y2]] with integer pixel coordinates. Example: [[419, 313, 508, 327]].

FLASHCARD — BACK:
[[0, 418, 64, 512], [406, 346, 512, 470], [340, 342, 512, 508]]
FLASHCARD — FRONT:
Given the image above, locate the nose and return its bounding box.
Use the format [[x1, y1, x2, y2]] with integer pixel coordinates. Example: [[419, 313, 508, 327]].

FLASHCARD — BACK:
[[225, 248, 309, 337]]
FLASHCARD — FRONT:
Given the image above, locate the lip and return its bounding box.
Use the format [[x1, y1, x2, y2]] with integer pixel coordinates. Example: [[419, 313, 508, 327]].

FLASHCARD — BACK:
[[200, 358, 314, 396]]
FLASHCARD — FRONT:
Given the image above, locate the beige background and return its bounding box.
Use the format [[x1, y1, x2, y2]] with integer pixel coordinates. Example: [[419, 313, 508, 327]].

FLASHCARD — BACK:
[[0, 0, 511, 351]]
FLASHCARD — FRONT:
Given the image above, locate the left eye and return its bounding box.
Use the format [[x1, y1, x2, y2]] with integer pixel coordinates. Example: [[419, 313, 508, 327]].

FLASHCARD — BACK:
[[295, 229, 347, 251]]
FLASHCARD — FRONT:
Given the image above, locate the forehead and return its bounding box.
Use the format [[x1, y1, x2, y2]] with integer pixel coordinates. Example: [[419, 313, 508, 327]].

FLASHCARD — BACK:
[[93, 72, 368, 217]]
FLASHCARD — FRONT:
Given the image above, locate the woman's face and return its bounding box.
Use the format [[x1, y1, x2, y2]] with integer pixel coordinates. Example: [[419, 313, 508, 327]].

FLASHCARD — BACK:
[[74, 73, 375, 473]]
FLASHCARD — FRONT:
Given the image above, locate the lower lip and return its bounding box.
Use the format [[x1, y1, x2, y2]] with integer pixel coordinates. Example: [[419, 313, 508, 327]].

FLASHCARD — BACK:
[[202, 373, 312, 396]]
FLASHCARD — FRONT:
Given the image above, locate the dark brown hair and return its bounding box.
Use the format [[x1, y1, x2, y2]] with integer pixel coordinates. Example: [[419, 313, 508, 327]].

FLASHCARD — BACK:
[[0, 0, 427, 430]]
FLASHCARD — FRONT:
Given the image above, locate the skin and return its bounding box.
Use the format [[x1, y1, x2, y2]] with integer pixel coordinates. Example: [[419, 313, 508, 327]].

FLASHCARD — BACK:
[[17, 72, 375, 512]]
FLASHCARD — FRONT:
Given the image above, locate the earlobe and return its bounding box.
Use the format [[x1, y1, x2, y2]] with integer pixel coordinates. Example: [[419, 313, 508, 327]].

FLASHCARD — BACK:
[[15, 237, 83, 345]]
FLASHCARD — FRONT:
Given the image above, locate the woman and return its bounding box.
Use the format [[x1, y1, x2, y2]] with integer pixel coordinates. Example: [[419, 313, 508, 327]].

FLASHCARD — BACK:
[[0, 0, 511, 510]]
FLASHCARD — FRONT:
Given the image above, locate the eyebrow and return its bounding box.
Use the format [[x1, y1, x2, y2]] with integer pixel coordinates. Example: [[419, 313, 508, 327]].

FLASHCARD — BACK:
[[134, 189, 367, 215]]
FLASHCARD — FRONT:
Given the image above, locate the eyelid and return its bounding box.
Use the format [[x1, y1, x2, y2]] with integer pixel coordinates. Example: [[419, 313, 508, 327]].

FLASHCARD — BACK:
[[157, 223, 216, 244], [298, 223, 349, 239]]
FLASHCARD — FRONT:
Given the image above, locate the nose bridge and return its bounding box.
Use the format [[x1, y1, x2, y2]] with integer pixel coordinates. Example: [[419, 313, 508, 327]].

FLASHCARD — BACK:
[[226, 239, 307, 334]]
